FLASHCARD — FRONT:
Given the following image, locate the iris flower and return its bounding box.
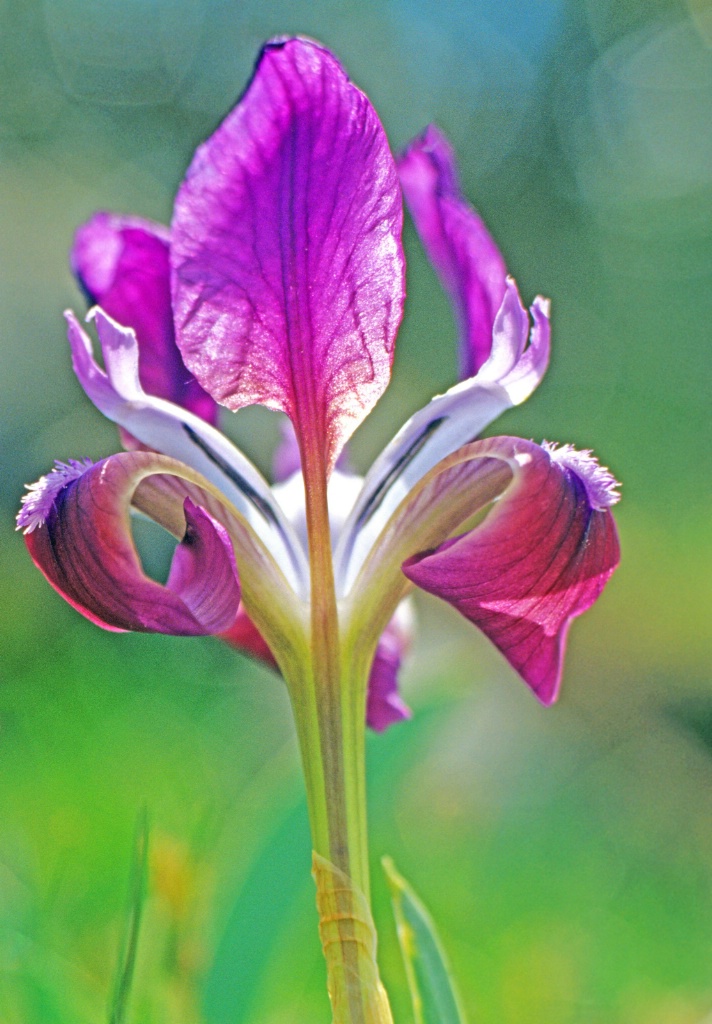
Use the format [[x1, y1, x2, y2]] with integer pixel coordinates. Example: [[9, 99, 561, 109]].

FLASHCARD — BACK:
[[17, 38, 619, 1023]]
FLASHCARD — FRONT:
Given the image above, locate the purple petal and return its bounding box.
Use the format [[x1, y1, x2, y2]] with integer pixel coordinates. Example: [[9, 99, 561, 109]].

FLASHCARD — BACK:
[[171, 37, 405, 473], [398, 125, 508, 378], [333, 288, 551, 594], [366, 603, 413, 732], [65, 308, 309, 594], [492, 294, 551, 404], [168, 499, 241, 630], [72, 213, 217, 423], [403, 438, 620, 705], [20, 457, 240, 635]]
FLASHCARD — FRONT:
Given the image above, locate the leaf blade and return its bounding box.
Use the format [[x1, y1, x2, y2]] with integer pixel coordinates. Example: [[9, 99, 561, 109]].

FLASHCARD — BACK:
[[382, 857, 468, 1024]]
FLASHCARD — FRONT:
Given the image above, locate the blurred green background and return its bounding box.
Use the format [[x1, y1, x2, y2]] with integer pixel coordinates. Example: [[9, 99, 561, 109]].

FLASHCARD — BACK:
[[1, 0, 711, 1021]]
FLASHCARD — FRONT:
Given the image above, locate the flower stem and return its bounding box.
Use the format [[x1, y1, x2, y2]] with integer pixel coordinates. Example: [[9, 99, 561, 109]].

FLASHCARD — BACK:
[[286, 441, 391, 1024]]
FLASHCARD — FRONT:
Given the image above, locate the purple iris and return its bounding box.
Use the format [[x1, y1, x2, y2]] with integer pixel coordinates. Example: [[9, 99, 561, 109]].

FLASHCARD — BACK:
[[17, 38, 619, 722]]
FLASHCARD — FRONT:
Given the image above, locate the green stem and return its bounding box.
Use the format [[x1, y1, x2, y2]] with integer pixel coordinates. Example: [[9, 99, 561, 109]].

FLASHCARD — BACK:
[[283, 439, 391, 1024]]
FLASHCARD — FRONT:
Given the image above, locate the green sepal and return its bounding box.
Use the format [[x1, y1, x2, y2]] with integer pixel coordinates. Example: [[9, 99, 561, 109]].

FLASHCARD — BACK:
[[382, 857, 468, 1024]]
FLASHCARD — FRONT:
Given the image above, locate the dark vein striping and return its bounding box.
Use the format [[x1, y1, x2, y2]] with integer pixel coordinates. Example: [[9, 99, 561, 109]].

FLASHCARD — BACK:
[[182, 424, 284, 532], [354, 417, 447, 531]]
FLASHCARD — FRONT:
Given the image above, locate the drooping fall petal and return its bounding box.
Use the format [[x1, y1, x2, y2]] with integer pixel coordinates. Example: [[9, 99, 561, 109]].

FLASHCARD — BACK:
[[66, 307, 308, 594], [72, 213, 217, 423], [333, 284, 550, 594], [19, 458, 240, 635], [171, 37, 405, 475], [398, 124, 508, 378], [402, 439, 620, 705], [345, 436, 619, 705]]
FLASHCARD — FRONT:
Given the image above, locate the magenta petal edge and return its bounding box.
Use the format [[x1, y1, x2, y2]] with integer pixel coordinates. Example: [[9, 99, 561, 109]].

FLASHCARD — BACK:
[[403, 438, 620, 705], [171, 37, 405, 474], [20, 457, 241, 636]]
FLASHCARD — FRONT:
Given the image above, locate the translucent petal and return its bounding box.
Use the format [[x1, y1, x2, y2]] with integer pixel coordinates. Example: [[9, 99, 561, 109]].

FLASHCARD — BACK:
[[172, 38, 405, 474]]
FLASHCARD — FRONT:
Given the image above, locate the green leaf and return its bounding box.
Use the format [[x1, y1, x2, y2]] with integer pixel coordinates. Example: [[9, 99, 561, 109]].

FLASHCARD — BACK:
[[108, 808, 149, 1024], [382, 857, 468, 1024]]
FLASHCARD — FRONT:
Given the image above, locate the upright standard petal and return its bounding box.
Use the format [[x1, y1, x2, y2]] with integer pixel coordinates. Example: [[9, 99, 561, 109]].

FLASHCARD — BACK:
[[19, 458, 240, 635], [171, 37, 405, 474], [402, 439, 621, 705], [72, 213, 217, 423], [398, 125, 508, 378]]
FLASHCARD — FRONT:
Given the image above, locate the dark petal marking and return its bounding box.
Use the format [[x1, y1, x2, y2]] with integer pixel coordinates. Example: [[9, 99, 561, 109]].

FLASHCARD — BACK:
[[182, 424, 281, 528], [353, 416, 446, 532], [181, 423, 307, 587]]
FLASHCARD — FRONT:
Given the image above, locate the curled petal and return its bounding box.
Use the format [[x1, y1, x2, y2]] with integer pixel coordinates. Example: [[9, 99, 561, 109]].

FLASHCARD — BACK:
[[366, 601, 413, 732], [20, 458, 240, 635], [347, 437, 619, 705], [168, 500, 240, 630], [334, 282, 551, 594], [403, 439, 620, 704], [399, 125, 508, 377], [19, 450, 307, 673], [72, 213, 217, 423], [488, 293, 551, 405], [171, 37, 405, 473], [66, 307, 308, 595]]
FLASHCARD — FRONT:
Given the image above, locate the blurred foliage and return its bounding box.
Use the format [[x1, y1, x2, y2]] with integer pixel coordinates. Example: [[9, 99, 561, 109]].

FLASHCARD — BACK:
[[1, 0, 711, 1022]]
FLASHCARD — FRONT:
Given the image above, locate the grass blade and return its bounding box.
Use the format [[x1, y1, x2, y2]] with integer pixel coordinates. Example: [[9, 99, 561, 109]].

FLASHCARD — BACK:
[[109, 808, 149, 1024]]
